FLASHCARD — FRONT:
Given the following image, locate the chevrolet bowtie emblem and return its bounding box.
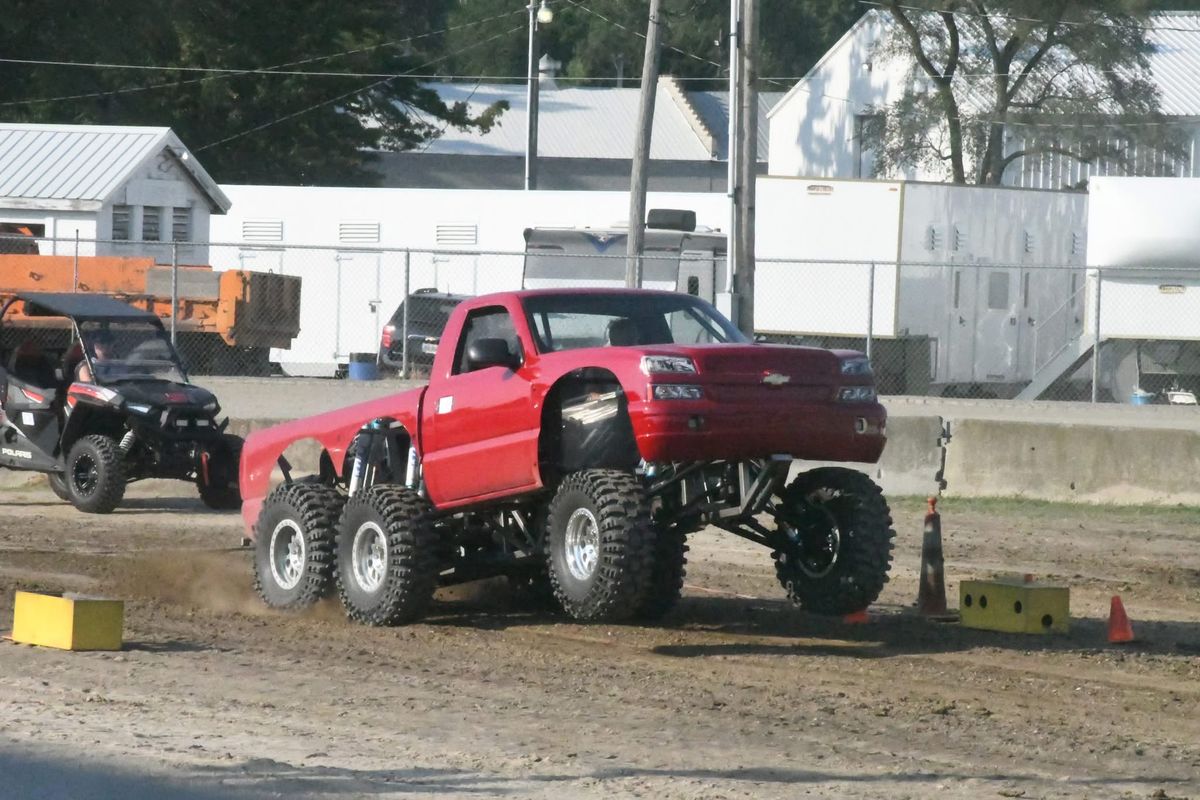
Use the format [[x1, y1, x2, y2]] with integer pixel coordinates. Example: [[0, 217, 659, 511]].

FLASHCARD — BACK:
[[762, 372, 790, 386]]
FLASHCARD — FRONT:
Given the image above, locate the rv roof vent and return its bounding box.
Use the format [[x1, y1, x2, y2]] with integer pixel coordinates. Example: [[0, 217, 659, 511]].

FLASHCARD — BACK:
[[647, 208, 696, 232]]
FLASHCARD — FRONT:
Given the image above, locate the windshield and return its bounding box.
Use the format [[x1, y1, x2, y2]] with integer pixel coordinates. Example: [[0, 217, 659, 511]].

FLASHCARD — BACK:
[[78, 320, 186, 384], [523, 293, 747, 353]]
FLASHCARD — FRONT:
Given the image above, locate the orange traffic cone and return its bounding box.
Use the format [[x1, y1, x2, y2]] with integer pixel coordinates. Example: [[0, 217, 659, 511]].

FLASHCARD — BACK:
[[917, 497, 948, 615], [843, 608, 871, 624], [1108, 595, 1135, 644]]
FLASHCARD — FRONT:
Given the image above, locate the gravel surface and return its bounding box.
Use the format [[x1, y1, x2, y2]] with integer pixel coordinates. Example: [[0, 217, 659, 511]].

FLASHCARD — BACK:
[[1, 481, 1197, 799]]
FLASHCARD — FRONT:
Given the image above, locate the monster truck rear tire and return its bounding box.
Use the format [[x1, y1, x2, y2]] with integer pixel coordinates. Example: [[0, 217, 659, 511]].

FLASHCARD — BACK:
[[634, 525, 688, 621], [253, 482, 342, 609], [545, 469, 653, 622], [65, 434, 126, 514], [771, 467, 895, 616], [47, 472, 70, 502], [198, 434, 243, 511], [336, 485, 439, 626]]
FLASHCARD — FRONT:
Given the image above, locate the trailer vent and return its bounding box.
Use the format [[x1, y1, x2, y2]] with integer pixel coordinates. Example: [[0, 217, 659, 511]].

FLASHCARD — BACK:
[[242, 219, 284, 242], [952, 226, 967, 252], [436, 223, 478, 246], [339, 221, 380, 244], [925, 226, 942, 251], [1071, 231, 1084, 256], [1024, 230, 1036, 255]]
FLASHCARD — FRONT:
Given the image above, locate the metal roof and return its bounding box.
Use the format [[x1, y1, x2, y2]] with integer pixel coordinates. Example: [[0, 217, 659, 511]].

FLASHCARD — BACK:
[[688, 91, 786, 160], [408, 83, 716, 161], [12, 292, 160, 321], [0, 123, 230, 212]]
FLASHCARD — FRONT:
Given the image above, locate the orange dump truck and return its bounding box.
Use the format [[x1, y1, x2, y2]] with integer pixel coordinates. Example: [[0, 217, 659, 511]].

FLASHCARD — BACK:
[[0, 255, 301, 374]]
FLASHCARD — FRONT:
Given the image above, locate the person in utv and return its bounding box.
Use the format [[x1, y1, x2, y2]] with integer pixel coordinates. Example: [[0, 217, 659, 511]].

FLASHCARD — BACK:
[[75, 333, 114, 384]]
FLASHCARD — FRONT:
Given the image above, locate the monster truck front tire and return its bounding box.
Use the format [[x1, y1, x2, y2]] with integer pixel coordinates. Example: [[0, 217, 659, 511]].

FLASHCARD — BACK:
[[336, 485, 439, 626], [771, 467, 895, 616], [253, 482, 342, 609], [65, 434, 127, 514], [545, 469, 654, 622]]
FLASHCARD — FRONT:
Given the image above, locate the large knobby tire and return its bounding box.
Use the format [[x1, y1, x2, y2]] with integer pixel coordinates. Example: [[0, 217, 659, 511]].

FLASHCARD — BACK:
[[634, 525, 688, 621], [771, 467, 895, 616], [47, 472, 70, 502], [336, 485, 439, 626], [253, 482, 342, 609], [198, 434, 243, 511], [65, 434, 126, 514], [545, 469, 654, 622]]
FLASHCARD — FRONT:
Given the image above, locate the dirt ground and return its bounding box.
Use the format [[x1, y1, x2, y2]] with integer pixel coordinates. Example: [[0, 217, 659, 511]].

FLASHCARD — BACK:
[[0, 477, 1198, 800]]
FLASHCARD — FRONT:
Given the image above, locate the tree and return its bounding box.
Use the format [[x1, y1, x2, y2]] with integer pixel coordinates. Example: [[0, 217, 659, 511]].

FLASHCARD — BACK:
[[444, 0, 862, 88], [866, 1, 1187, 185], [0, 1, 506, 185]]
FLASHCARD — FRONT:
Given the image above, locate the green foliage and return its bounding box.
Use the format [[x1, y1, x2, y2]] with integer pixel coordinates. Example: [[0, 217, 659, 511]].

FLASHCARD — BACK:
[[445, 0, 862, 88], [0, 0, 507, 184], [867, 1, 1188, 184]]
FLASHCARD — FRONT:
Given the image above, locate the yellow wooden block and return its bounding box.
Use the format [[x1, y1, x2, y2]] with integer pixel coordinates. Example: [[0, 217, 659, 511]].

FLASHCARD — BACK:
[[959, 578, 1069, 634], [11, 591, 124, 651]]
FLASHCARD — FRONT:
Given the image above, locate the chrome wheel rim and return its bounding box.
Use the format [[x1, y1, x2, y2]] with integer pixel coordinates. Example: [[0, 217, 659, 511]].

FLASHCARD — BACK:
[[269, 519, 306, 590], [564, 508, 600, 582], [352, 521, 389, 593]]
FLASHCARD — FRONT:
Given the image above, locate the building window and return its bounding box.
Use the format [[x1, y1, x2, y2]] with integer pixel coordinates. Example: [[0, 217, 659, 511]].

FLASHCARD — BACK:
[[172, 207, 191, 242], [142, 207, 161, 241], [112, 205, 132, 240]]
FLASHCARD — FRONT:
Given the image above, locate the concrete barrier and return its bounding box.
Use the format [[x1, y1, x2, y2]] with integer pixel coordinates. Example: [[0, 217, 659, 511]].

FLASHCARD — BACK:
[[943, 419, 1200, 505]]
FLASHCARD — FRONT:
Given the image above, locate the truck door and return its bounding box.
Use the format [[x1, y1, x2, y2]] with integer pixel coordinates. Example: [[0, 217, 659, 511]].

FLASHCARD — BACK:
[[421, 303, 542, 505]]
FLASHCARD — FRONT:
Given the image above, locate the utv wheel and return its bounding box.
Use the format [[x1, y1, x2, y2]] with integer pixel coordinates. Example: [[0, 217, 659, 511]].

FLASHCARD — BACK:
[[336, 485, 439, 626], [198, 434, 243, 511], [545, 469, 653, 622], [47, 472, 70, 502], [771, 467, 895, 616], [65, 435, 126, 514], [634, 525, 688, 621], [253, 482, 342, 609]]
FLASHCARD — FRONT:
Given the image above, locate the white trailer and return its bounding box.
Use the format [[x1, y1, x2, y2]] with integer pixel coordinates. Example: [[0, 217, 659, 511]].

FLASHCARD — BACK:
[[1017, 176, 1200, 401]]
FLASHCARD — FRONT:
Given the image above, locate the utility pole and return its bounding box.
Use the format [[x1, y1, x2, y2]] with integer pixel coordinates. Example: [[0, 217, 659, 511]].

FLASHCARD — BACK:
[[735, 0, 758, 337], [626, 0, 664, 288], [525, 1, 554, 190], [724, 0, 741, 314]]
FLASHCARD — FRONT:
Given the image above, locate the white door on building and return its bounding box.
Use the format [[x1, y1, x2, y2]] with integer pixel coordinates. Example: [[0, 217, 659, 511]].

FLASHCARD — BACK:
[[972, 267, 1022, 383], [335, 251, 382, 359]]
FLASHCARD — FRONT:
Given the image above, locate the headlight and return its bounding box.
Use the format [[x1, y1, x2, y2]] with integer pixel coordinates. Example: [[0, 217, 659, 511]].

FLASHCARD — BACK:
[[652, 384, 704, 401], [840, 357, 872, 376], [203, 400, 219, 413], [126, 403, 154, 415], [838, 386, 877, 403], [641, 355, 697, 375]]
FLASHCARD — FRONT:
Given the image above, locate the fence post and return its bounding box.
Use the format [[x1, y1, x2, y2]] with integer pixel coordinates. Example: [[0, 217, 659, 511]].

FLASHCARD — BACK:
[[401, 250, 411, 380], [170, 242, 179, 346], [72, 232, 80, 292], [866, 261, 876, 362], [1090, 268, 1103, 403]]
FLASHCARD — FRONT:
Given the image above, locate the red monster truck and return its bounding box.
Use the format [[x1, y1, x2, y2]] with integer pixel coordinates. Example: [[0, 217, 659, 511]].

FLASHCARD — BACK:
[[240, 289, 893, 624]]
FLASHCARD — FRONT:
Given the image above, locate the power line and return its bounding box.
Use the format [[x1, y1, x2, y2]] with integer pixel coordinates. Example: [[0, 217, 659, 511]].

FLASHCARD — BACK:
[[195, 23, 527, 153], [0, 9, 525, 109]]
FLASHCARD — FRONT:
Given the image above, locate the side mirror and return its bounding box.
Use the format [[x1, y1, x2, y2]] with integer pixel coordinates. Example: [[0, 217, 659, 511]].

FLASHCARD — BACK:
[[467, 338, 519, 371]]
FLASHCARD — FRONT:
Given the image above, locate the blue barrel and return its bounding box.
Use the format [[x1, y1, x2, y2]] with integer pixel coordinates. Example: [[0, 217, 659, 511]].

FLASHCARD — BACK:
[[347, 353, 378, 381], [1130, 389, 1153, 405]]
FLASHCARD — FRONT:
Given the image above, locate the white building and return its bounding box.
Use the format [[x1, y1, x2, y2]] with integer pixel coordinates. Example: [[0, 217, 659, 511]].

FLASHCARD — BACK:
[[0, 123, 230, 264], [767, 11, 1200, 188]]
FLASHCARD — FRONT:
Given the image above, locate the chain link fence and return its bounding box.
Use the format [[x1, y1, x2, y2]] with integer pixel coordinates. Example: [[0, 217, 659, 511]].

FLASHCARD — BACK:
[[4, 232, 1199, 405]]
